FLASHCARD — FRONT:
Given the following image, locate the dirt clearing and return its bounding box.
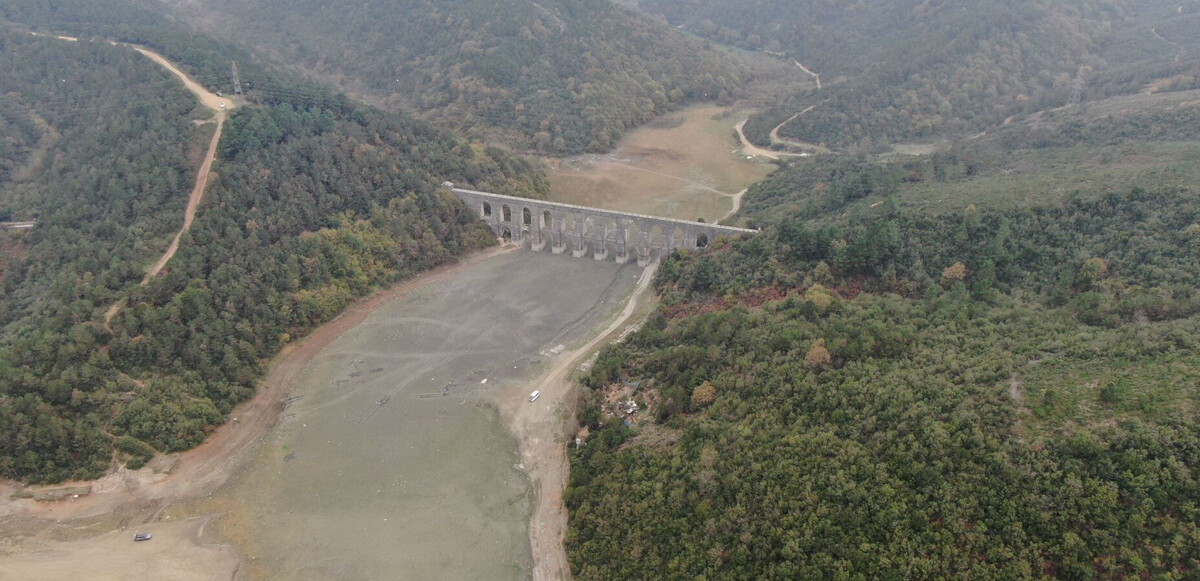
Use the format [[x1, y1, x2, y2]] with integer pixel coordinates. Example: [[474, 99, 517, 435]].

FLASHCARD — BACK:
[[206, 250, 639, 580], [0, 516, 237, 581], [498, 263, 659, 581], [547, 105, 772, 223]]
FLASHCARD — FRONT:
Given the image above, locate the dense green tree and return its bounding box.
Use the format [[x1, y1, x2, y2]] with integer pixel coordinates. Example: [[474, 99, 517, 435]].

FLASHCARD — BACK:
[[0, 19, 544, 482], [569, 184, 1200, 579], [636, 0, 1199, 150], [158, 0, 745, 154]]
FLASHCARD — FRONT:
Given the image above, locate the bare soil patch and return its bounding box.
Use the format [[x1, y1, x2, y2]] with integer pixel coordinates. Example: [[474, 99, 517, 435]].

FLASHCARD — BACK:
[[5, 246, 516, 521], [0, 516, 237, 581], [547, 105, 772, 223], [497, 263, 659, 581]]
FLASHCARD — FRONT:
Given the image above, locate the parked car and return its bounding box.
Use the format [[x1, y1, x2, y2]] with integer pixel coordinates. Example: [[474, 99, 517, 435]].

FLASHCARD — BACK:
[[528, 391, 540, 402], [133, 533, 152, 542]]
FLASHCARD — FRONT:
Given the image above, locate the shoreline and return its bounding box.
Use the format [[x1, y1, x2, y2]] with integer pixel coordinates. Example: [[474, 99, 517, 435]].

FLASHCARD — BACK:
[[497, 262, 660, 581], [1, 245, 515, 521], [2, 240, 648, 581]]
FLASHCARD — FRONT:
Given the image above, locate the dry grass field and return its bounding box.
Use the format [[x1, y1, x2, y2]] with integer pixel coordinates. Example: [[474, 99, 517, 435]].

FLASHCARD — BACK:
[[545, 105, 774, 223]]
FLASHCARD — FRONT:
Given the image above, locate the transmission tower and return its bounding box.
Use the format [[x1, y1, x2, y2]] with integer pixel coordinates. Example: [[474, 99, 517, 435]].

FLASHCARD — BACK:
[[1069, 70, 1085, 106], [231, 61, 242, 95]]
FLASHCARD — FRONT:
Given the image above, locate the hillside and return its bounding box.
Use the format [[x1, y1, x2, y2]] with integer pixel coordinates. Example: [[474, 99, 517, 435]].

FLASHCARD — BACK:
[[161, 0, 745, 154], [0, 11, 544, 482], [565, 4, 1200, 576], [633, 0, 1200, 150], [568, 186, 1200, 579]]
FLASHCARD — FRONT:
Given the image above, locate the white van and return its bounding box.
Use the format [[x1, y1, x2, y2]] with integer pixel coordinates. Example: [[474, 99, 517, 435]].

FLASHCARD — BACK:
[[528, 391, 540, 402]]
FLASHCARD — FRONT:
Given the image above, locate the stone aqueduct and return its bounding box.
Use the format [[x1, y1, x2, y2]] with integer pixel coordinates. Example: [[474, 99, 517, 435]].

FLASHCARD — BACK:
[[447, 186, 758, 266]]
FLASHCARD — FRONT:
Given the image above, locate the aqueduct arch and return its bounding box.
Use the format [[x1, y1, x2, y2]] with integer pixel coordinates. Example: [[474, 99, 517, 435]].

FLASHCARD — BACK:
[[445, 185, 758, 266]]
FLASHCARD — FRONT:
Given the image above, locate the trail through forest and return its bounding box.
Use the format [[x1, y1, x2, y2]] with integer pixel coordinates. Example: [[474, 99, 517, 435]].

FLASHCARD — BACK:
[[132, 46, 233, 283], [792, 58, 821, 89], [1151, 26, 1183, 62], [100, 44, 232, 325], [768, 104, 831, 154], [140, 111, 224, 283]]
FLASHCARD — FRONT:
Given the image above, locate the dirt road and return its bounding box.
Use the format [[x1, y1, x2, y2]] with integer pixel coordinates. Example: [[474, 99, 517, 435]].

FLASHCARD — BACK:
[[141, 111, 223, 283], [720, 188, 746, 224], [792, 58, 822, 89], [21, 36, 222, 324], [131, 47, 234, 113], [768, 104, 831, 154], [132, 45, 232, 283], [24, 39, 231, 286], [735, 119, 810, 160], [501, 263, 659, 581]]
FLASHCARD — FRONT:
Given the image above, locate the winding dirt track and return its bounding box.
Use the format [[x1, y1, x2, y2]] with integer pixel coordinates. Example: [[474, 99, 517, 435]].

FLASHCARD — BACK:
[[26, 38, 230, 280], [507, 262, 659, 581], [792, 58, 822, 89], [1151, 26, 1184, 63], [132, 46, 234, 283], [768, 104, 831, 153], [735, 119, 807, 160], [141, 111, 224, 283]]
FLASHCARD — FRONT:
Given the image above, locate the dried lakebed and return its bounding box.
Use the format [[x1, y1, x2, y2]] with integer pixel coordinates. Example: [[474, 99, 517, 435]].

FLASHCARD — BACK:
[[211, 250, 640, 580]]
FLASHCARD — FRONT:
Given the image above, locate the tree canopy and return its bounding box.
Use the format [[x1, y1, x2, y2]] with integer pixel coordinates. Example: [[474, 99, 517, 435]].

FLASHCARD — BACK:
[[160, 0, 746, 154], [0, 18, 543, 482]]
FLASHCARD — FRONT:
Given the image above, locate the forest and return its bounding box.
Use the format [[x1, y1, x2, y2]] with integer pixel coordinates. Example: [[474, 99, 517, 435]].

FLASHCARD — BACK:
[[0, 16, 544, 481], [159, 0, 745, 154], [634, 0, 1200, 151], [4, 0, 1200, 578], [564, 7, 1200, 567], [565, 40, 1200, 568], [568, 182, 1200, 578]]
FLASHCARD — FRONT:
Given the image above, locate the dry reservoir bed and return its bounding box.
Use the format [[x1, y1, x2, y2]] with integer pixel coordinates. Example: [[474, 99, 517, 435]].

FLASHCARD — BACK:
[[211, 250, 639, 580]]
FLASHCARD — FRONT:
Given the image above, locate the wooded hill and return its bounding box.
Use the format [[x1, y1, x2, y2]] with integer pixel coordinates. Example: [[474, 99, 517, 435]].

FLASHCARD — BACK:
[[0, 10, 543, 482], [633, 0, 1200, 150], [566, 5, 1200, 572], [569, 183, 1200, 578], [159, 0, 746, 154]]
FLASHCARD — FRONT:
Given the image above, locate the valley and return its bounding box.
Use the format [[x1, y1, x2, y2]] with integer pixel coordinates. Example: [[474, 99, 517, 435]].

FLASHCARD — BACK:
[[0, 39, 739, 581], [2, 0, 1200, 579]]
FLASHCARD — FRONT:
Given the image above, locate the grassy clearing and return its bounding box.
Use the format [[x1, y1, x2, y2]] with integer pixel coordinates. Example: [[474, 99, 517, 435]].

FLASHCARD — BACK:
[[1023, 354, 1200, 430], [545, 104, 773, 222], [841, 141, 1200, 215], [908, 142, 1200, 212]]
